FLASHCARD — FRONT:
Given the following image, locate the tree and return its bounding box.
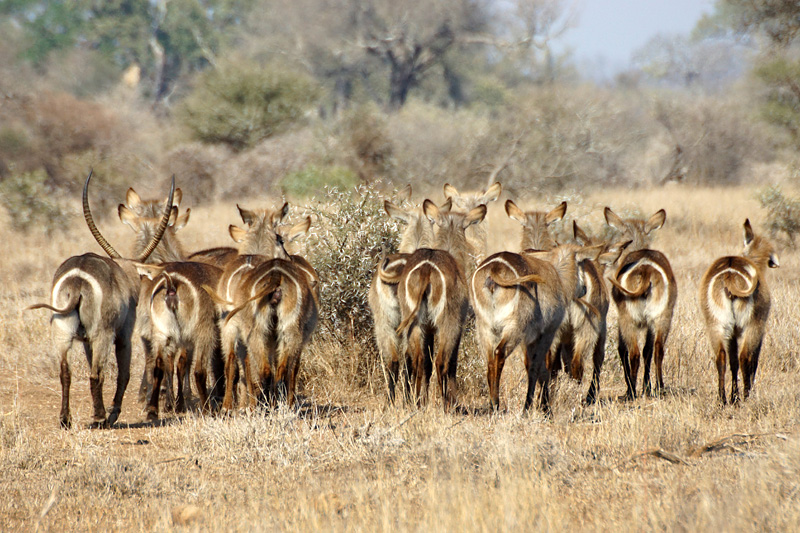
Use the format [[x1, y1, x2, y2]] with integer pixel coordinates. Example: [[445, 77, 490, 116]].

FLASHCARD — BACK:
[[0, 0, 253, 103]]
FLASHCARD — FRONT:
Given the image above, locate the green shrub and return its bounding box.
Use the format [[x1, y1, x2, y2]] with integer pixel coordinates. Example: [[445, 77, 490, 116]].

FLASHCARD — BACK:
[[179, 61, 320, 150], [302, 184, 401, 384], [0, 169, 72, 234], [281, 165, 358, 199], [758, 185, 800, 246], [754, 56, 800, 147]]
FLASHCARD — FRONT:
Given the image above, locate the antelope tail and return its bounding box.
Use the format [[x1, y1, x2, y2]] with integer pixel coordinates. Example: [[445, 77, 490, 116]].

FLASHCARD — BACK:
[[395, 271, 431, 336], [26, 292, 81, 315], [378, 259, 403, 284], [722, 273, 758, 299], [573, 297, 601, 319], [490, 272, 546, 288], [224, 273, 283, 327], [607, 275, 650, 298], [202, 284, 233, 307]]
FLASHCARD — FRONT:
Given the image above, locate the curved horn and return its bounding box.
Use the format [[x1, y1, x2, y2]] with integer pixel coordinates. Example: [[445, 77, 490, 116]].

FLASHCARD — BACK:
[[136, 175, 176, 262], [83, 170, 122, 258]]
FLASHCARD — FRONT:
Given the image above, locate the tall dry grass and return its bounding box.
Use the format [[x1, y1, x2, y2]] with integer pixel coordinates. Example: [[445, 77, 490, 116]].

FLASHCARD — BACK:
[[1, 185, 799, 531]]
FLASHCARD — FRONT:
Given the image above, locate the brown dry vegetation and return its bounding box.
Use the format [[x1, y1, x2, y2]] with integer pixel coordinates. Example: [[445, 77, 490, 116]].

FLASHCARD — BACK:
[[2, 185, 799, 531]]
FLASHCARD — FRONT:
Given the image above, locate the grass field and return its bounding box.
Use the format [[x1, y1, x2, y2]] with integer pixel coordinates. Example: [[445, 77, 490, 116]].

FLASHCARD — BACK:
[[1, 185, 799, 531]]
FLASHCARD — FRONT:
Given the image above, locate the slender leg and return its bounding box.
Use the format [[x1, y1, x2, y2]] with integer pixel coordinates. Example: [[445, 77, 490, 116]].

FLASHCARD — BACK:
[[107, 334, 131, 428], [653, 333, 667, 394], [716, 344, 727, 405], [60, 352, 72, 429], [642, 330, 655, 396]]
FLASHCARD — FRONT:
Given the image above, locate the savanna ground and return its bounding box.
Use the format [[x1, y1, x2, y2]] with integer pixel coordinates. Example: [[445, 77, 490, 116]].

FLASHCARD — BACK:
[[1, 185, 799, 531]]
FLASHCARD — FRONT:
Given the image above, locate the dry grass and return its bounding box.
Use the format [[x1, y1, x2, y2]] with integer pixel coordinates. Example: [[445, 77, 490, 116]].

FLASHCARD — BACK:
[[1, 185, 799, 531]]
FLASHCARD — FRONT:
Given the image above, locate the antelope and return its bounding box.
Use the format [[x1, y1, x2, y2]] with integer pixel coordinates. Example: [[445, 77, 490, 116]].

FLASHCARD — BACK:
[[208, 209, 316, 410], [27, 171, 174, 428], [443, 182, 502, 264], [369, 190, 435, 403], [471, 251, 566, 412], [604, 207, 677, 399], [390, 200, 487, 410], [698, 219, 778, 404], [505, 199, 567, 251], [568, 222, 631, 404], [134, 259, 225, 419]]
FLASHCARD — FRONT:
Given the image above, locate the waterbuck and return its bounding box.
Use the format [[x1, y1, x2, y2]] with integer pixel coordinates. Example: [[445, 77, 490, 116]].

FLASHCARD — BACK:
[[391, 200, 487, 410], [27, 172, 174, 428], [604, 207, 677, 399], [698, 219, 779, 404], [369, 190, 436, 403]]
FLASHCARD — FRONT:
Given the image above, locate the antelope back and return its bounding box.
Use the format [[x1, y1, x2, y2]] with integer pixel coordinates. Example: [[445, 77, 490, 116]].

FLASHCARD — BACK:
[[506, 200, 567, 252]]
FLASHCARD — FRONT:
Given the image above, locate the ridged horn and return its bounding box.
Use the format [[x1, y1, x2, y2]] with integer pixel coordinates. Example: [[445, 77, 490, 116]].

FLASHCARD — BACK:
[[136, 175, 175, 262], [83, 170, 122, 258]]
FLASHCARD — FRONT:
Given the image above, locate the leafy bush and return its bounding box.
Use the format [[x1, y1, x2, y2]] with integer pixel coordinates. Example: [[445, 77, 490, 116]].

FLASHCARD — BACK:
[[754, 56, 800, 147], [281, 165, 358, 199], [302, 184, 401, 384], [758, 185, 800, 246], [179, 61, 320, 150], [0, 169, 72, 234]]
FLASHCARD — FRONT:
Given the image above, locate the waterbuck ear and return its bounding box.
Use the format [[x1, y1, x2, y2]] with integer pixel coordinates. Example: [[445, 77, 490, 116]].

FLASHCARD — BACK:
[[135, 262, 163, 280], [769, 252, 780, 268], [125, 188, 142, 209], [546, 201, 567, 225], [505, 199, 526, 224], [576, 244, 604, 263], [237, 204, 257, 226], [173, 208, 190, 231], [286, 216, 312, 243], [645, 209, 666, 234], [573, 221, 591, 246], [464, 204, 487, 228], [743, 219, 754, 246], [604, 207, 626, 231], [229, 225, 247, 243], [443, 183, 459, 200], [385, 200, 410, 223], [439, 197, 453, 214], [172, 188, 182, 208], [118, 204, 139, 231], [395, 184, 412, 204], [167, 206, 179, 226], [480, 182, 502, 204], [423, 199, 441, 224], [270, 202, 289, 226]]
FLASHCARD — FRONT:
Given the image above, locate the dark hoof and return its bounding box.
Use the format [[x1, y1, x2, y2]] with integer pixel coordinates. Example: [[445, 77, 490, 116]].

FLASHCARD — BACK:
[[105, 408, 120, 428], [60, 416, 72, 429], [145, 408, 159, 422], [89, 420, 105, 429]]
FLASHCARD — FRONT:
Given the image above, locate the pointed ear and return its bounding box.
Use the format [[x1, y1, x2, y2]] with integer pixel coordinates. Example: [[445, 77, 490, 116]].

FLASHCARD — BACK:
[[439, 197, 452, 214], [172, 188, 182, 208], [443, 183, 459, 200], [270, 202, 289, 226], [480, 182, 502, 204], [286, 216, 311, 243], [576, 244, 604, 263], [118, 204, 139, 231], [237, 204, 257, 226], [545, 201, 567, 225], [743, 219, 754, 246], [464, 205, 487, 228], [125, 188, 142, 209], [769, 252, 780, 268], [229, 225, 247, 243], [644, 209, 666, 234], [167, 206, 178, 226], [396, 184, 412, 204], [604, 207, 626, 231], [384, 200, 410, 223], [135, 262, 163, 280], [573, 221, 591, 246], [173, 208, 190, 231], [423, 199, 441, 224], [505, 199, 526, 224]]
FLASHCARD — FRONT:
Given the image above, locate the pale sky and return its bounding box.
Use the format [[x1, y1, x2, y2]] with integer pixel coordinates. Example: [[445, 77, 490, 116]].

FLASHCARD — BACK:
[[559, 0, 717, 77]]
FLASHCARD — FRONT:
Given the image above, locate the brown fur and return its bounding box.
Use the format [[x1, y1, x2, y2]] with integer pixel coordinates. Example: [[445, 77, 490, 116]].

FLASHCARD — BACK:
[[26, 173, 173, 428], [505, 200, 567, 251], [443, 182, 501, 264], [394, 200, 486, 410], [604, 207, 677, 399], [698, 219, 779, 404]]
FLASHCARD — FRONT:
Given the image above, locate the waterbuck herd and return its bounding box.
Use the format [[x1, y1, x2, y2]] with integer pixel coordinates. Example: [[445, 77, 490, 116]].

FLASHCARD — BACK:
[[27, 174, 780, 427]]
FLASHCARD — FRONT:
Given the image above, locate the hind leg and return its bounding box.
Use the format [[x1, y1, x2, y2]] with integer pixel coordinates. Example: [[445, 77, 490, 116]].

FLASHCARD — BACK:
[[618, 329, 640, 400], [713, 341, 727, 405], [436, 328, 462, 412], [653, 331, 668, 394], [740, 331, 764, 401], [584, 325, 605, 405], [642, 330, 655, 396], [146, 344, 168, 421], [407, 327, 425, 406], [107, 333, 131, 428], [60, 350, 72, 429], [138, 335, 154, 404], [175, 347, 191, 414], [85, 334, 113, 428]]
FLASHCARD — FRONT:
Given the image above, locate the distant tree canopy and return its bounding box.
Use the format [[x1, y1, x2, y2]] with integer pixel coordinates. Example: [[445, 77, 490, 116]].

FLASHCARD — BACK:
[[1, 0, 253, 103]]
